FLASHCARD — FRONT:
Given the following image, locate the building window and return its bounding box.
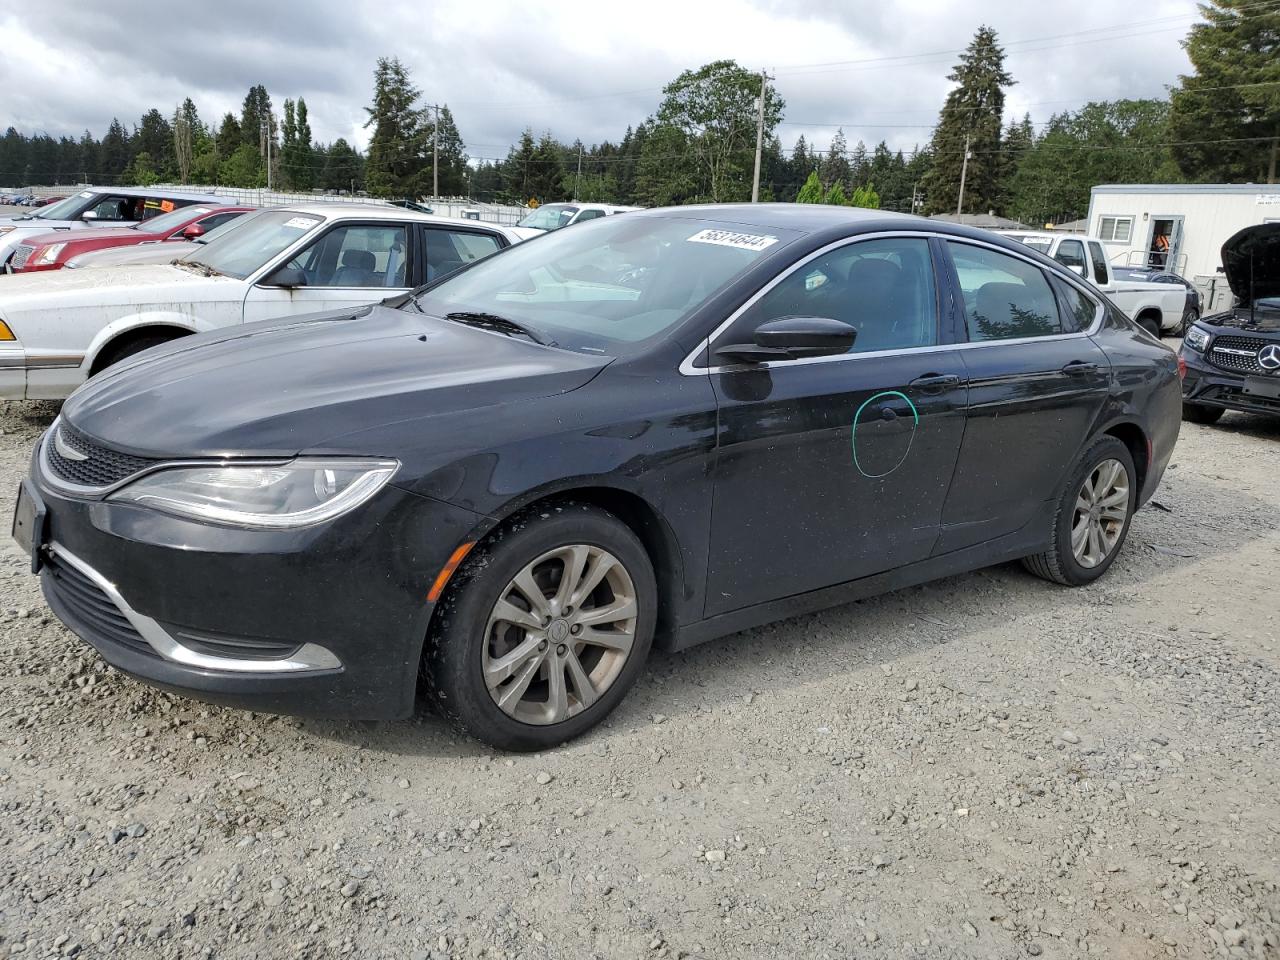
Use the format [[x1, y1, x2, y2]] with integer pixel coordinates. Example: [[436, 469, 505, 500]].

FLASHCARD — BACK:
[[1098, 216, 1133, 243]]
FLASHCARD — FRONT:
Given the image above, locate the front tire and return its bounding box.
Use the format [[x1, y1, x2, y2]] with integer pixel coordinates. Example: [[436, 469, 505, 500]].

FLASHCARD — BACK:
[[1022, 436, 1136, 587], [422, 502, 657, 751], [1182, 402, 1224, 425]]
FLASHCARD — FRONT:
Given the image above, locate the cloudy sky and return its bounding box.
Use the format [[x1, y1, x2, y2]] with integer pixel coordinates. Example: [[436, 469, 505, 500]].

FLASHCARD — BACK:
[[1, 0, 1201, 160]]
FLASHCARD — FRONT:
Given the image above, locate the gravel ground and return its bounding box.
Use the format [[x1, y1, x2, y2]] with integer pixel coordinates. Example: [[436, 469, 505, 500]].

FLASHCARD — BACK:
[[1, 397, 1278, 960]]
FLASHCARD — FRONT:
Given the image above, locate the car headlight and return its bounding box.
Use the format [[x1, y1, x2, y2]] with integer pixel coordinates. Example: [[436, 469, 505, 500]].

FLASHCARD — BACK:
[[1183, 325, 1211, 353], [36, 242, 66, 264], [109, 458, 399, 528]]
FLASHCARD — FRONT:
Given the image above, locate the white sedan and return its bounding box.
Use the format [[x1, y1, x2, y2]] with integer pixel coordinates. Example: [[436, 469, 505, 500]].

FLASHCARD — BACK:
[[0, 205, 523, 400]]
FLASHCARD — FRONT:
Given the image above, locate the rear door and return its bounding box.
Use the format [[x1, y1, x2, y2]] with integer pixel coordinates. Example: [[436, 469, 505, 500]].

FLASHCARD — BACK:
[[703, 234, 969, 616], [937, 239, 1110, 553]]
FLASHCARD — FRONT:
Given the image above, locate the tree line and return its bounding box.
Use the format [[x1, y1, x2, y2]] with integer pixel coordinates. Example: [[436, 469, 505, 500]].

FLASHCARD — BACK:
[[0, 0, 1274, 219]]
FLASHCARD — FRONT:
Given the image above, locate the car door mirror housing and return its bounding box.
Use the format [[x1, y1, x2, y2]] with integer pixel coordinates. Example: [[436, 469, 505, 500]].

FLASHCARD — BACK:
[[263, 266, 308, 288], [181, 224, 205, 240], [715, 317, 857, 365], [80, 210, 98, 221]]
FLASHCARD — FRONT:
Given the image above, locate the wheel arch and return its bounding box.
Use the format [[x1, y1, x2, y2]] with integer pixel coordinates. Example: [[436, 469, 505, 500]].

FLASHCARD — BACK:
[[85, 314, 199, 374], [445, 483, 686, 643], [1101, 419, 1149, 495]]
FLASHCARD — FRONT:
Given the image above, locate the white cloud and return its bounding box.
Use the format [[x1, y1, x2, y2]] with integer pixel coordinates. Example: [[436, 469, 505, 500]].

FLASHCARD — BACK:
[[0, 0, 1200, 159]]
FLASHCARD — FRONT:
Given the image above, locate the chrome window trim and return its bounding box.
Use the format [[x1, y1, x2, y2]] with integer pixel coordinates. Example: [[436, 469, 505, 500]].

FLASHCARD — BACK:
[[47, 542, 342, 673], [679, 231, 1105, 377]]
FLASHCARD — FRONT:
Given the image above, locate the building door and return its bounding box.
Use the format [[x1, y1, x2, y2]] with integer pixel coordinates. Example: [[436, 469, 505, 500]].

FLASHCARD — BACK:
[[1147, 216, 1184, 271]]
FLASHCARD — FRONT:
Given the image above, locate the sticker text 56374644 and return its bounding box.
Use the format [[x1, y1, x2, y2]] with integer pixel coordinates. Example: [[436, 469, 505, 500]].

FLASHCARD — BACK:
[[686, 229, 779, 252]]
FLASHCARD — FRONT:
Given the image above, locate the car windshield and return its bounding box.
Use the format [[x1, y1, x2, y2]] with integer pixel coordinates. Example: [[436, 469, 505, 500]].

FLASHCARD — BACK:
[[185, 209, 324, 279], [136, 206, 213, 235], [517, 204, 579, 231], [415, 215, 800, 354], [33, 192, 95, 220]]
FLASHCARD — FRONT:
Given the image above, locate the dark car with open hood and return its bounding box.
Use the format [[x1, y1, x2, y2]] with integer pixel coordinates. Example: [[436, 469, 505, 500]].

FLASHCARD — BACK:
[[11, 204, 1182, 750], [1179, 223, 1280, 424]]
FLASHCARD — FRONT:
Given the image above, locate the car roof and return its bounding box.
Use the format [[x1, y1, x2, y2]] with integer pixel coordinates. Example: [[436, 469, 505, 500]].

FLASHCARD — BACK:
[[78, 186, 222, 202], [266, 203, 518, 233]]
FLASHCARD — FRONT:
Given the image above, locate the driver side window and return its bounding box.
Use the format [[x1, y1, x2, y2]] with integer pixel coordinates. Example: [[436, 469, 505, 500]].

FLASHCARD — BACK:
[[296, 224, 409, 288], [730, 237, 939, 354]]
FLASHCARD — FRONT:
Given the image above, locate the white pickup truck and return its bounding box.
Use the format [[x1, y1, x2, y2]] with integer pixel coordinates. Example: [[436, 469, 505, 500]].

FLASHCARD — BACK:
[[999, 231, 1185, 337]]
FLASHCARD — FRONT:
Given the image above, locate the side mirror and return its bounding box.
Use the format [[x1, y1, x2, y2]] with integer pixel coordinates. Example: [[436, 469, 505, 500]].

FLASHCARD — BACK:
[[80, 210, 98, 221], [180, 223, 205, 240], [715, 317, 857, 365], [262, 266, 308, 288]]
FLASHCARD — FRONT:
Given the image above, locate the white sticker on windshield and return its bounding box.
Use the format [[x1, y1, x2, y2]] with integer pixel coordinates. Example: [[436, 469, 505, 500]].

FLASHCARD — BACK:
[[687, 228, 779, 252], [283, 216, 320, 230]]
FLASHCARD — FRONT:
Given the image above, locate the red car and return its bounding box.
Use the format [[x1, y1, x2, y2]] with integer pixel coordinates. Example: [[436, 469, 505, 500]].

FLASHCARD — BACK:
[[9, 204, 255, 274]]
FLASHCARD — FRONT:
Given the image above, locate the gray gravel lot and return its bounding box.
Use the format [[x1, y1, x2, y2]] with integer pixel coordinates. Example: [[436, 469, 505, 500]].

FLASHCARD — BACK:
[[1, 397, 1278, 960]]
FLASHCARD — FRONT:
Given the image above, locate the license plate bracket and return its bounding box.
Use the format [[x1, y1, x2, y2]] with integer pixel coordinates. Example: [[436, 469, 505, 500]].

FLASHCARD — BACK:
[[1243, 376, 1280, 401], [11, 480, 47, 574]]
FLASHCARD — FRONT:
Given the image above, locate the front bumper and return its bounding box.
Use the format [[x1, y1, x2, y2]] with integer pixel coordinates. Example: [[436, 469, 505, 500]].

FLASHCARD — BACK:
[[0, 343, 22, 399], [1180, 346, 1280, 417], [26, 435, 485, 719]]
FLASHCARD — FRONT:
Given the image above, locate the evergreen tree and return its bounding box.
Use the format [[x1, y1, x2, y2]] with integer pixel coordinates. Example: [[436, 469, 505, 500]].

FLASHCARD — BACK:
[[921, 25, 1014, 215], [849, 182, 881, 209], [503, 129, 538, 201], [820, 129, 850, 189], [173, 103, 194, 183], [321, 138, 363, 192], [240, 85, 274, 154], [796, 170, 824, 203], [100, 118, 131, 180], [215, 113, 242, 162], [135, 108, 174, 178], [824, 182, 848, 205], [431, 106, 468, 195], [364, 56, 428, 198], [1169, 0, 1280, 182]]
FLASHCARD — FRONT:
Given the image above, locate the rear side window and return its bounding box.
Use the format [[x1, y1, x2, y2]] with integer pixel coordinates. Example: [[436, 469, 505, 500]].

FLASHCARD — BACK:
[[1087, 241, 1108, 285], [424, 228, 502, 282], [1050, 277, 1099, 333], [947, 242, 1063, 341]]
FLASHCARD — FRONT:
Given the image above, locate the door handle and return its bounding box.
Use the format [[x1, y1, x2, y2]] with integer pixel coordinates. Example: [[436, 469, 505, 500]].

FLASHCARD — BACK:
[[1061, 361, 1099, 376], [909, 373, 960, 392]]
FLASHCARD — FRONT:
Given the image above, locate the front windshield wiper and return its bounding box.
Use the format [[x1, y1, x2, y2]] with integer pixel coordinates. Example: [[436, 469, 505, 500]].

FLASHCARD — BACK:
[[443, 311, 555, 346]]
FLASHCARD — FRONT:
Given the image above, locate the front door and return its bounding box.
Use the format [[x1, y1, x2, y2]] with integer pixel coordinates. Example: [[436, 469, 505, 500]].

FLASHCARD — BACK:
[[703, 235, 968, 617], [242, 221, 417, 324], [937, 239, 1111, 553]]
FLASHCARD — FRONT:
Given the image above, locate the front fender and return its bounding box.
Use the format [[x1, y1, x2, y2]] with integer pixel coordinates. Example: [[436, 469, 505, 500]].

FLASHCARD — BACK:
[[82, 310, 203, 371]]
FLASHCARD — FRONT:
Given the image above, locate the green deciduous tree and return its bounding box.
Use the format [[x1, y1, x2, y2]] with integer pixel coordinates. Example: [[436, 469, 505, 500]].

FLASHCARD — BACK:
[[649, 60, 785, 202], [921, 25, 1014, 215], [220, 143, 264, 187], [1169, 0, 1280, 182]]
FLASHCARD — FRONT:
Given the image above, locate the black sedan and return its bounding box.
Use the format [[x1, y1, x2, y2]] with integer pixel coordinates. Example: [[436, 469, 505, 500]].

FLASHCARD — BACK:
[[11, 205, 1182, 750]]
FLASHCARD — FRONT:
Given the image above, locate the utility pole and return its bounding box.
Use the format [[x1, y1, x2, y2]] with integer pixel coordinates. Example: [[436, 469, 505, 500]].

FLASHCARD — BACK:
[[430, 103, 440, 198], [910, 182, 919, 216], [261, 114, 274, 192], [955, 133, 971, 217], [575, 145, 583, 201], [751, 70, 769, 203]]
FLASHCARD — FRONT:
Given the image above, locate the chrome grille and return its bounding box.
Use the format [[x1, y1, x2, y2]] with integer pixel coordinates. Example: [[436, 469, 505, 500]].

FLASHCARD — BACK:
[[44, 422, 157, 490], [10, 244, 34, 270], [1208, 335, 1272, 376]]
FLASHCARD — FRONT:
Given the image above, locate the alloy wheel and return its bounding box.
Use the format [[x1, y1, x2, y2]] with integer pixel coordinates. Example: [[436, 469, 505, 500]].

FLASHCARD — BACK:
[[482, 544, 638, 725], [1070, 458, 1130, 569]]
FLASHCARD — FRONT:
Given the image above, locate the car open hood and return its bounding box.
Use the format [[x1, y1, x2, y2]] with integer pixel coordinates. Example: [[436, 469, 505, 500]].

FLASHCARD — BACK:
[[61, 303, 610, 459], [1221, 223, 1280, 305]]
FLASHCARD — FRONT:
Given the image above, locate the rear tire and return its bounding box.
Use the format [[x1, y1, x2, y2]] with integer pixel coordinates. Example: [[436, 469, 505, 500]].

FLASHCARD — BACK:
[[1137, 314, 1162, 338], [1182, 402, 1224, 425], [1022, 436, 1136, 587], [422, 501, 656, 751]]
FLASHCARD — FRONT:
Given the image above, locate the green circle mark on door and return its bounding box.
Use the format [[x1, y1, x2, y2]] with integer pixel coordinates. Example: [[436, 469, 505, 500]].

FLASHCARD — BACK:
[[851, 391, 920, 479]]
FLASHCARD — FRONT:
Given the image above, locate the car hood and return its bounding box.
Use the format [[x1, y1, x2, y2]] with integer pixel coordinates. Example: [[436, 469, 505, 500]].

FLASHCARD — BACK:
[[1221, 223, 1280, 305], [20, 226, 144, 247], [0, 217, 77, 230], [507, 226, 547, 241], [61, 304, 610, 459], [70, 242, 199, 268], [0, 263, 229, 313]]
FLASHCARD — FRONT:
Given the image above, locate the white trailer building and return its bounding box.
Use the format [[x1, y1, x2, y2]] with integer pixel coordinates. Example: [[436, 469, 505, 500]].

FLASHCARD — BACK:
[[1086, 184, 1280, 311]]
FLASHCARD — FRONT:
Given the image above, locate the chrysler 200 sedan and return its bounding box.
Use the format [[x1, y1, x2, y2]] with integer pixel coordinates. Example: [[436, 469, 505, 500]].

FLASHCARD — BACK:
[[12, 205, 1181, 751]]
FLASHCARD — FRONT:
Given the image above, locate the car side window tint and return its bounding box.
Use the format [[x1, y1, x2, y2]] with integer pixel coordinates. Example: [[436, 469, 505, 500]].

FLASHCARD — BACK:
[[1050, 276, 1098, 333], [732, 237, 938, 355], [199, 212, 242, 231], [301, 224, 409, 288], [1087, 241, 1108, 285], [425, 229, 501, 283], [946, 242, 1063, 341], [1054, 239, 1086, 272], [575, 209, 607, 223]]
